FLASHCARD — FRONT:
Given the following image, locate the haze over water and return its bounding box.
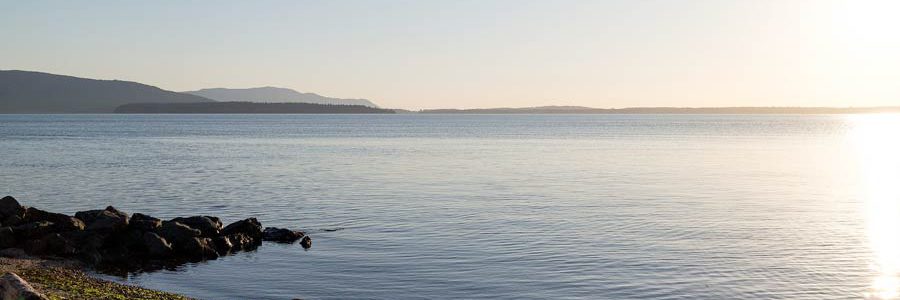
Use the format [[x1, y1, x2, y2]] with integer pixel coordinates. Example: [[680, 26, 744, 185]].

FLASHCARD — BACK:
[[1, 114, 898, 299]]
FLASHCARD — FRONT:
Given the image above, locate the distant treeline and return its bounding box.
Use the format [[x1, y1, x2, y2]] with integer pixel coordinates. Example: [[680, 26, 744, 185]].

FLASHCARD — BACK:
[[418, 106, 900, 114], [115, 102, 395, 114]]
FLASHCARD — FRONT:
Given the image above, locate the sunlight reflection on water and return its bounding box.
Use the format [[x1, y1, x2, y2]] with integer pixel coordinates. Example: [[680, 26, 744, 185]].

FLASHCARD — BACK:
[[0, 114, 891, 299], [851, 114, 900, 299]]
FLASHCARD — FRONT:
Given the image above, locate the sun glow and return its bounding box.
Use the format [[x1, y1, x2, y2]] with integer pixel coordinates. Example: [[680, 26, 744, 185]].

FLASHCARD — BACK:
[[850, 114, 900, 299]]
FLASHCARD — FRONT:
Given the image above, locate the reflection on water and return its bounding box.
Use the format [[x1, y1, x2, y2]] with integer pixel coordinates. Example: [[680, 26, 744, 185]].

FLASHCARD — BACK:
[[851, 115, 900, 299], [0, 114, 895, 299]]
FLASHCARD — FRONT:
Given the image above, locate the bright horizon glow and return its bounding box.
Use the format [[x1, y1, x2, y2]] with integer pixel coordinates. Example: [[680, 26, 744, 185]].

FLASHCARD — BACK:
[[850, 114, 900, 299], [2, 0, 899, 109]]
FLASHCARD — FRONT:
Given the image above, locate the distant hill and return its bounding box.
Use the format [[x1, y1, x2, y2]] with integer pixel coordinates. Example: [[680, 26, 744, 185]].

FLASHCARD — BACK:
[[0, 70, 213, 113], [115, 102, 394, 114], [184, 87, 379, 108], [419, 105, 900, 114]]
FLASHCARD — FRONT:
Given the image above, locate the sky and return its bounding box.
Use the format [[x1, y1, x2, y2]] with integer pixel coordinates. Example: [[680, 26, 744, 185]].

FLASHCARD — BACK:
[[2, 0, 899, 109]]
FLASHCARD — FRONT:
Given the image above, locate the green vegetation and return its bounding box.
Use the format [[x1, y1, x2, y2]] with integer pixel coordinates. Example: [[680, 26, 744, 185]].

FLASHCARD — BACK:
[[19, 266, 190, 300]]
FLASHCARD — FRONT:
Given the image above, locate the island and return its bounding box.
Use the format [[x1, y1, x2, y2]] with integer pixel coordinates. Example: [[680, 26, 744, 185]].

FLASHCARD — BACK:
[[114, 102, 395, 114]]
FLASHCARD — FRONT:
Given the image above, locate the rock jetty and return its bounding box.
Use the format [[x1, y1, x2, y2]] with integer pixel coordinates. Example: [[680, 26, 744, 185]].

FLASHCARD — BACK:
[[0, 196, 311, 273]]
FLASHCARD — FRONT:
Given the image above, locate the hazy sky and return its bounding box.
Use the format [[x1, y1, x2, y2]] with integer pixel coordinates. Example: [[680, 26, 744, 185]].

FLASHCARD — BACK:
[[2, 0, 899, 109]]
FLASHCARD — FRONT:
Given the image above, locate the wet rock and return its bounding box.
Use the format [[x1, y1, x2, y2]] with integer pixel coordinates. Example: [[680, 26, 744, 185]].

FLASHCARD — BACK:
[[0, 272, 48, 300], [222, 218, 262, 240], [225, 233, 260, 251], [129, 213, 161, 231], [0, 227, 15, 249], [177, 237, 218, 262], [262, 227, 305, 243], [1, 215, 22, 227], [25, 233, 76, 256], [299, 235, 312, 249], [157, 221, 201, 244], [0, 196, 25, 220], [0, 248, 27, 258], [73, 209, 102, 224], [23, 207, 84, 232], [0, 197, 313, 271], [79, 248, 103, 266], [142, 232, 173, 258], [212, 236, 233, 255], [11, 222, 55, 239], [76, 206, 129, 232], [113, 228, 147, 250], [171, 216, 222, 237], [98, 245, 133, 266]]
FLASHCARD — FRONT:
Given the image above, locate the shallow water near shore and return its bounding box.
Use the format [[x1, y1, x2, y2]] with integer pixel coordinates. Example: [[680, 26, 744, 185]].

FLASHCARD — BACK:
[[1, 114, 898, 299]]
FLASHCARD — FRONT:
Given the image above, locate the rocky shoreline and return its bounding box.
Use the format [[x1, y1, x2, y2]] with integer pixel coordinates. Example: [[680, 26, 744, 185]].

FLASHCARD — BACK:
[[0, 195, 311, 299]]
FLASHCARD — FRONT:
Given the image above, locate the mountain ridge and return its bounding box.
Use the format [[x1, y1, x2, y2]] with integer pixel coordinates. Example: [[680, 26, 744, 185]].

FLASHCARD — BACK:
[[0, 70, 213, 113], [184, 87, 379, 107]]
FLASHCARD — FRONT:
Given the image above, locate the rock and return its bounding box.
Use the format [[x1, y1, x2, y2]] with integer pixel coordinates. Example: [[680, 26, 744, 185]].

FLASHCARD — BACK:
[[22, 239, 44, 255], [76, 206, 129, 232], [52, 216, 85, 232], [262, 227, 305, 243], [0, 196, 25, 220], [129, 213, 161, 231], [157, 221, 201, 244], [79, 249, 103, 266], [142, 232, 173, 258], [222, 218, 262, 240], [0, 227, 14, 249], [73, 209, 103, 224], [299, 235, 312, 249], [225, 233, 260, 251], [0, 248, 26, 258], [212, 236, 233, 255], [112, 228, 147, 250], [0, 272, 48, 300], [58, 230, 107, 265], [23, 207, 84, 232], [177, 237, 218, 262], [171, 216, 222, 237], [1, 215, 22, 227], [11, 222, 55, 239], [25, 233, 76, 256]]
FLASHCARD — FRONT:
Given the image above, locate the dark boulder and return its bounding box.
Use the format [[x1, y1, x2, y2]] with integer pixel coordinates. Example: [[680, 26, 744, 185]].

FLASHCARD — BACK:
[[76, 206, 129, 232], [142, 232, 173, 258], [171, 216, 222, 237], [299, 235, 312, 249], [157, 221, 201, 244], [212, 236, 233, 255], [0, 196, 25, 220], [0, 227, 15, 248], [24, 233, 76, 256], [78, 248, 103, 266], [98, 244, 133, 266], [11, 221, 55, 239], [111, 228, 147, 250], [222, 218, 262, 240], [176, 237, 219, 262], [129, 213, 161, 231], [2, 215, 23, 227], [73, 209, 103, 224], [262, 227, 305, 243], [61, 230, 106, 251], [225, 233, 260, 252], [23, 207, 84, 232]]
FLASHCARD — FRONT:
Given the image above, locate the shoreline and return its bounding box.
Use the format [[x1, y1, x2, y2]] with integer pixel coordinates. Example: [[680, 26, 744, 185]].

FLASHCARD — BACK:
[[0, 196, 311, 299], [1, 251, 190, 299]]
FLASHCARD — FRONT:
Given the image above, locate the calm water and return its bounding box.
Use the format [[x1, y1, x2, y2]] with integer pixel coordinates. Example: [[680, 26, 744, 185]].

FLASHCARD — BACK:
[[1, 114, 899, 299]]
